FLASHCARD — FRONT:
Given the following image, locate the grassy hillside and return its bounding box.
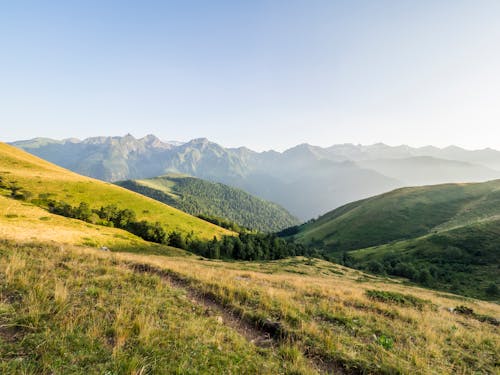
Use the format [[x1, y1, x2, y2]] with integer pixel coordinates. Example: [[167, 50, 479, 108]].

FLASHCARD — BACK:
[[294, 180, 500, 251], [1, 142, 233, 240], [1, 239, 498, 374], [116, 174, 299, 232], [2, 141, 497, 373], [0, 241, 294, 374], [290, 180, 500, 300]]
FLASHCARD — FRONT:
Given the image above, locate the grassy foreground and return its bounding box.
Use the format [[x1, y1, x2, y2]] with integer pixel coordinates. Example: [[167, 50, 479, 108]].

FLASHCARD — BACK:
[[1, 240, 498, 374], [0, 241, 301, 374]]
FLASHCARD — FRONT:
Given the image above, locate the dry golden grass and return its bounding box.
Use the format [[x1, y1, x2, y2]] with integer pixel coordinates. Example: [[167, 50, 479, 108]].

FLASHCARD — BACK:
[[0, 195, 193, 258], [1, 241, 311, 374], [0, 195, 135, 245], [105, 252, 500, 374], [1, 236, 499, 373]]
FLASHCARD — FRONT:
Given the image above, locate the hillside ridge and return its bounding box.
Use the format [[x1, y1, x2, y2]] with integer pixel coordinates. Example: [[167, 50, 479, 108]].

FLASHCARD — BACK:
[[116, 174, 299, 232]]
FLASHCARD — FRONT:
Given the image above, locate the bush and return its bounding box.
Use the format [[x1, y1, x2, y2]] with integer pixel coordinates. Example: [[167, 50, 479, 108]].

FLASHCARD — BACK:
[[168, 231, 186, 249], [377, 335, 394, 350], [367, 261, 385, 274], [485, 283, 499, 296], [47, 200, 167, 245]]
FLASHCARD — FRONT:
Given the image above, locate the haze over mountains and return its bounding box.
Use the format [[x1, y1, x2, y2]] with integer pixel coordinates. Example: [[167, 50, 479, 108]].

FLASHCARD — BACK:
[[13, 135, 500, 220]]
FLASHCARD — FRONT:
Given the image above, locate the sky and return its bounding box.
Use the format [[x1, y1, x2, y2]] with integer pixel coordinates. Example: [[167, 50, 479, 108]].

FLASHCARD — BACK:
[[1, 0, 499, 151]]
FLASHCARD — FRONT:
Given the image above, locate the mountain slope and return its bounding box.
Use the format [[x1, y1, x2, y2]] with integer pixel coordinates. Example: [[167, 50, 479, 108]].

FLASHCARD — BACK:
[[293, 180, 500, 251], [11, 134, 174, 181], [322, 142, 500, 171], [116, 174, 299, 232], [348, 218, 500, 300], [290, 180, 500, 300], [0, 142, 233, 241]]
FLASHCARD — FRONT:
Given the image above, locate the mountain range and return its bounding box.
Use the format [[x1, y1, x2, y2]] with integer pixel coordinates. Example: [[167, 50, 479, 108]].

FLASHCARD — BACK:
[[12, 135, 500, 219]]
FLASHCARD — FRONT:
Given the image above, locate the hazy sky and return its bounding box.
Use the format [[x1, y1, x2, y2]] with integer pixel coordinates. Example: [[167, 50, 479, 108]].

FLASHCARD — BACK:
[[1, 1, 499, 151]]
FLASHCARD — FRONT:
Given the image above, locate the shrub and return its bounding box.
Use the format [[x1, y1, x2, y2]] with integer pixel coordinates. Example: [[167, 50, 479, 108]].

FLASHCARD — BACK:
[[377, 335, 394, 350], [168, 231, 186, 249], [485, 283, 499, 296], [366, 290, 429, 310]]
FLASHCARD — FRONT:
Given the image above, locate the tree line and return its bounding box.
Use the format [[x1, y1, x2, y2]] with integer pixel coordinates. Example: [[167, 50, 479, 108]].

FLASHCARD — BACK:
[[46, 200, 315, 261]]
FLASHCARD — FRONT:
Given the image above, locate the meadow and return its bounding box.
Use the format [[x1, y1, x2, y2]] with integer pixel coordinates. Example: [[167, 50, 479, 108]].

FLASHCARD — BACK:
[[1, 238, 498, 374]]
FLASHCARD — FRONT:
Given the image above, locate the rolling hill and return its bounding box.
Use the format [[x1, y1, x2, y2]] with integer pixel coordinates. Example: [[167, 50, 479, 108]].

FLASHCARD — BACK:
[[348, 218, 500, 300], [116, 174, 299, 232], [293, 180, 500, 251], [0, 142, 233, 244], [290, 180, 500, 300]]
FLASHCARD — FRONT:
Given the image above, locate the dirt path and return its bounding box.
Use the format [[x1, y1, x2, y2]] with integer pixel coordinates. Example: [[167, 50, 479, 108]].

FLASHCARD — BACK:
[[128, 262, 348, 375], [129, 263, 275, 347]]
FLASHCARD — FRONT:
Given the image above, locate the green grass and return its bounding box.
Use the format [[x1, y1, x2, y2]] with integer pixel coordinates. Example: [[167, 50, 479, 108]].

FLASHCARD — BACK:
[[117, 174, 299, 232], [0, 142, 233, 241]]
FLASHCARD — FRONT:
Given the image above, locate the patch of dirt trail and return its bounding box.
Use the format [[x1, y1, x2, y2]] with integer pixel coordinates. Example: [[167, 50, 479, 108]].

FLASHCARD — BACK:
[[129, 262, 350, 375]]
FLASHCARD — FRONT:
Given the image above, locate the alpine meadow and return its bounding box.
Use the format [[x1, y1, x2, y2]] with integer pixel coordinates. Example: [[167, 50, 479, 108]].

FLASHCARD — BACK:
[[1, 1, 500, 374]]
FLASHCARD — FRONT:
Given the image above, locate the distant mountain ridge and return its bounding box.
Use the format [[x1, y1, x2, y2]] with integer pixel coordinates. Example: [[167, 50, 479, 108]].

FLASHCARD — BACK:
[[12, 135, 500, 219]]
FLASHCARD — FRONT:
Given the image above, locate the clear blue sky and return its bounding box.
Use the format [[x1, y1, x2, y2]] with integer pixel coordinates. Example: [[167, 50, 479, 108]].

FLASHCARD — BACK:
[[1, 0, 499, 151]]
